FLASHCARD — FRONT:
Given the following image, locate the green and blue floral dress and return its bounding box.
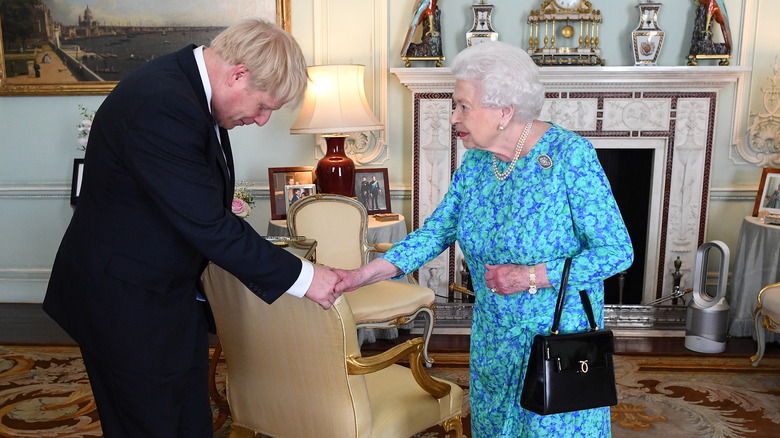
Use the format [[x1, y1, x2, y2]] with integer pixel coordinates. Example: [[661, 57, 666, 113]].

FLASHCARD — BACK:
[[384, 124, 633, 437]]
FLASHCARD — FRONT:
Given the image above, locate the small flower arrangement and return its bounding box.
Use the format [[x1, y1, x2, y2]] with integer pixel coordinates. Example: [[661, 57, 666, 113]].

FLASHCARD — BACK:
[[232, 181, 255, 218], [76, 105, 95, 151]]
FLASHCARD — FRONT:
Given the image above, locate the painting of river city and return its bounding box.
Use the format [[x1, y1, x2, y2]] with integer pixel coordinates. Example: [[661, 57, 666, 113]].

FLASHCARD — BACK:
[[60, 26, 223, 81], [1, 0, 277, 87]]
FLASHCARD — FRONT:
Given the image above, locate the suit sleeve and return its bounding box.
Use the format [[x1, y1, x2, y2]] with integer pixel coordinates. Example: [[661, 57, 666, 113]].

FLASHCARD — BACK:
[[118, 87, 300, 303]]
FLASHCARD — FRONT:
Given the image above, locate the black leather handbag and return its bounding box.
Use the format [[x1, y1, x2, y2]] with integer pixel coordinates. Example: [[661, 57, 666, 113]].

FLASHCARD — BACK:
[[520, 258, 618, 415]]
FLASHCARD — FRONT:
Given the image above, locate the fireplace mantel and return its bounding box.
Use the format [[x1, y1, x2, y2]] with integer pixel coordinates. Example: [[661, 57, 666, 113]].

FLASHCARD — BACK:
[[392, 66, 748, 305], [391, 66, 749, 92]]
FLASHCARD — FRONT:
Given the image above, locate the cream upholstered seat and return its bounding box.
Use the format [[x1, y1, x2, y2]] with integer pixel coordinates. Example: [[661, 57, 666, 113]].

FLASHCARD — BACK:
[[750, 282, 780, 366], [287, 193, 436, 365], [201, 263, 463, 438]]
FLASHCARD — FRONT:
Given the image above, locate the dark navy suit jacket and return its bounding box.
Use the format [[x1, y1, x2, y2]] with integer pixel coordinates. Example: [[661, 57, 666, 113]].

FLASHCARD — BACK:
[[44, 46, 301, 373]]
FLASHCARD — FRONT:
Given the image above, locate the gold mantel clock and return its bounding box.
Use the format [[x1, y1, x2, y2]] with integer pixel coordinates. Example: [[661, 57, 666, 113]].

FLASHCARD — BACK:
[[527, 0, 604, 66]]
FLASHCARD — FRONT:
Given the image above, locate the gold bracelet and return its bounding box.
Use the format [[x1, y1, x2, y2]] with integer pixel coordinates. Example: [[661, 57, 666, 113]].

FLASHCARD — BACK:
[[528, 265, 537, 295]]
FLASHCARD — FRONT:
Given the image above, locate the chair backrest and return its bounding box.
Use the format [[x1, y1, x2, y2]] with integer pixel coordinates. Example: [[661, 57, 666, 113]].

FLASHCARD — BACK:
[[202, 263, 373, 437], [287, 194, 371, 269]]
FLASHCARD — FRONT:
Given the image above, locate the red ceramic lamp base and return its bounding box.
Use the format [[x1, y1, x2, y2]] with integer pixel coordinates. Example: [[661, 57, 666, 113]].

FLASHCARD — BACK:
[[316, 136, 355, 197]]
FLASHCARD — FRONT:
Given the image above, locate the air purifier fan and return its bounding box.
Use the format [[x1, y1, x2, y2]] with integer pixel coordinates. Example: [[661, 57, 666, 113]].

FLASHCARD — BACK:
[[684, 240, 730, 353]]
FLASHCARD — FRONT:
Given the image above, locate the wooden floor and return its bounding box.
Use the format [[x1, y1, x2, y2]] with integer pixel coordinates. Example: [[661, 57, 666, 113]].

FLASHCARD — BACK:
[[2, 303, 778, 358]]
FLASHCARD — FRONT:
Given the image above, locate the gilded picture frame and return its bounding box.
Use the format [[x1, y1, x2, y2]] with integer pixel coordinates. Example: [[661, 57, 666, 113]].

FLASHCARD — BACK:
[[752, 167, 780, 217], [0, 0, 290, 96]]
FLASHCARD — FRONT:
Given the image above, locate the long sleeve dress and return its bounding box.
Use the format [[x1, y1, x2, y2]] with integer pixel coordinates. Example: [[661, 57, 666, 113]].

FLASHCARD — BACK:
[[383, 124, 633, 437]]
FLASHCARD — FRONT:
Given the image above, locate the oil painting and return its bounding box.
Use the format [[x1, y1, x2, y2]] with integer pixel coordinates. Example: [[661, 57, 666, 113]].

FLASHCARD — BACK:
[[0, 0, 289, 95]]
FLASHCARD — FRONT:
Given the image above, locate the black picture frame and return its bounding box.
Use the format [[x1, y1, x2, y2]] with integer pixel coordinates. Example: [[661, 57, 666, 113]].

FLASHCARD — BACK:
[[354, 168, 391, 214], [70, 158, 85, 205], [268, 166, 314, 220]]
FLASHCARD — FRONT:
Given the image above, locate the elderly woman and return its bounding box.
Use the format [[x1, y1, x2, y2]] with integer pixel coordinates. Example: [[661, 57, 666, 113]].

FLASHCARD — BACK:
[[335, 41, 633, 437]]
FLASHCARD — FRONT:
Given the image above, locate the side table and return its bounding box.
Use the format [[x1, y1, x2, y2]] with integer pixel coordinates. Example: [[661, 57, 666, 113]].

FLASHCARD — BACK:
[[728, 216, 780, 342]]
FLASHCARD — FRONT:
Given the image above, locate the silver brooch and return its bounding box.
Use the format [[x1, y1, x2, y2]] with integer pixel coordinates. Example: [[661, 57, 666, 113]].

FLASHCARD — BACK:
[[538, 154, 553, 169]]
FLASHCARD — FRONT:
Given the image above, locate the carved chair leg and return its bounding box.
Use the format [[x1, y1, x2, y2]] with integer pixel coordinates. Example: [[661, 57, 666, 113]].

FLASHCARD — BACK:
[[209, 341, 231, 431], [441, 414, 463, 438], [420, 307, 435, 367], [750, 311, 766, 367]]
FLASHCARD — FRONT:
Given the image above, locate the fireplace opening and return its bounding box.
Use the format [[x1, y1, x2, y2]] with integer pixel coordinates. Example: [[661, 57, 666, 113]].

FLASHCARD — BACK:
[[596, 148, 654, 305]]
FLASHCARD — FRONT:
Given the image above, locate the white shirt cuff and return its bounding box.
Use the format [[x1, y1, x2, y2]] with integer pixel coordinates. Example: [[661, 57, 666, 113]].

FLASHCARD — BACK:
[[285, 259, 313, 298]]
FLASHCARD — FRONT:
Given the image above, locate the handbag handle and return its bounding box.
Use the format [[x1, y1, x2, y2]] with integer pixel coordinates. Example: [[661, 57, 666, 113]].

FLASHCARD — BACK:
[[550, 258, 599, 335]]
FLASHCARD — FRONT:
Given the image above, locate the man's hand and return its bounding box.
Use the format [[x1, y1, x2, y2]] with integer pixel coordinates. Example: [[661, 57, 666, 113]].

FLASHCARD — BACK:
[[333, 268, 364, 293], [304, 264, 341, 309]]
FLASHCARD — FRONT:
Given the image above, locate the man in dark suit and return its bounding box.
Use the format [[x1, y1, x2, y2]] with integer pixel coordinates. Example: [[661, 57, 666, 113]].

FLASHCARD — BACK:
[[44, 19, 340, 438], [360, 175, 371, 207]]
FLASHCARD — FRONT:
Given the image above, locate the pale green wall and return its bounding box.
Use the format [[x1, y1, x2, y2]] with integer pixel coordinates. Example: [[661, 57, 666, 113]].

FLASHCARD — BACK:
[[0, 0, 773, 302]]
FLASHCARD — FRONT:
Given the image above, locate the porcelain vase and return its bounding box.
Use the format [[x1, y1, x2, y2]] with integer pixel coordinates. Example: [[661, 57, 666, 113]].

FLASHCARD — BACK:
[[632, 1, 665, 66]]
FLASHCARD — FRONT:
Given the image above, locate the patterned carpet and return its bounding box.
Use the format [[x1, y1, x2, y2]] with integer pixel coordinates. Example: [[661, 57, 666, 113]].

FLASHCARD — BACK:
[[1, 345, 779, 437]]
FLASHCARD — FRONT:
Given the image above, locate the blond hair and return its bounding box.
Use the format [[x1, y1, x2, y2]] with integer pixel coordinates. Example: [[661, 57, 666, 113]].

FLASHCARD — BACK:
[[210, 18, 307, 107]]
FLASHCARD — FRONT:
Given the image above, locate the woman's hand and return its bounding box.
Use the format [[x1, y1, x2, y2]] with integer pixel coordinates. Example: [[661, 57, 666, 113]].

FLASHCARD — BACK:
[[333, 258, 403, 293], [484, 263, 549, 295]]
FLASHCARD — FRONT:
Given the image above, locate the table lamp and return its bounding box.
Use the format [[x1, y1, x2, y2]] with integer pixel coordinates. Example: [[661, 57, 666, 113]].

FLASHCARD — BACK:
[[290, 64, 383, 197]]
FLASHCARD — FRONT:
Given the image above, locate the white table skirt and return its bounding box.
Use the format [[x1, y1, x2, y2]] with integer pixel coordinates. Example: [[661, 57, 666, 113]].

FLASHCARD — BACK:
[[728, 216, 780, 342]]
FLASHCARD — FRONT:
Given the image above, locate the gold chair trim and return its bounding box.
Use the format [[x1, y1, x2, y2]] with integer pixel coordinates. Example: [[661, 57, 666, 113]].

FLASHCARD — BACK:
[[762, 315, 779, 332], [442, 414, 464, 437], [756, 281, 780, 306], [346, 338, 450, 399]]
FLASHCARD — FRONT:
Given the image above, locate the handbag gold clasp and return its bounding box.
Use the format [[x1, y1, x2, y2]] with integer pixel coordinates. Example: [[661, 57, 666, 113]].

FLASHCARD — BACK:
[[579, 360, 589, 373]]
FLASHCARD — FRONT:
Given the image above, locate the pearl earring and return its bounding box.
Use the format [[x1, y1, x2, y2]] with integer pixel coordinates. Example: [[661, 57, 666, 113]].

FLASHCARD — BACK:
[[498, 124, 505, 131]]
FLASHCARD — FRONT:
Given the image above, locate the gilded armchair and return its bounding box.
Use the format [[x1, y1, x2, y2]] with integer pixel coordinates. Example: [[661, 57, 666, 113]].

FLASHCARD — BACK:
[[202, 263, 463, 437], [750, 281, 780, 366], [287, 193, 436, 365]]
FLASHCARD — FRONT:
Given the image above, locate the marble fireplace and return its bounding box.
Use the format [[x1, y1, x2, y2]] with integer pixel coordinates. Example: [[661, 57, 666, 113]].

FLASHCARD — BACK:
[[391, 66, 747, 326]]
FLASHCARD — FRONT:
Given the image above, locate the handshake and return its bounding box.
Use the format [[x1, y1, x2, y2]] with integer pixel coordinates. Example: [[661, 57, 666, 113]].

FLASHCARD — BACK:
[[303, 259, 400, 309]]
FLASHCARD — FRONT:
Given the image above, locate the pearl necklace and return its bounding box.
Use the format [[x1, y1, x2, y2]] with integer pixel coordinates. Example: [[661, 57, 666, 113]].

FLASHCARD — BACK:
[[492, 120, 533, 181]]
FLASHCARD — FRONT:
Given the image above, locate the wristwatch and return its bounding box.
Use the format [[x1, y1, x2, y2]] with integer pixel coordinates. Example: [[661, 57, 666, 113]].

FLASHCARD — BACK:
[[528, 265, 537, 295]]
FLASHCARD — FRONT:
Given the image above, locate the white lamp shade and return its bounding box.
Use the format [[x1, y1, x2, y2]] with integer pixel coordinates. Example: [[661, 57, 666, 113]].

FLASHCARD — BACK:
[[290, 64, 383, 135]]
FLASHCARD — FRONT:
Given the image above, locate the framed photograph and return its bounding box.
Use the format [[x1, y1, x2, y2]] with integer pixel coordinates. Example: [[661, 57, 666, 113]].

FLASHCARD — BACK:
[[284, 184, 316, 212], [268, 166, 314, 220], [354, 168, 391, 214], [70, 158, 84, 205], [753, 168, 780, 216], [0, 0, 290, 96]]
